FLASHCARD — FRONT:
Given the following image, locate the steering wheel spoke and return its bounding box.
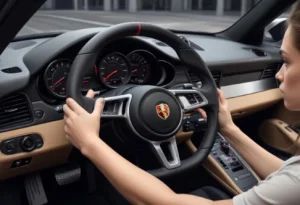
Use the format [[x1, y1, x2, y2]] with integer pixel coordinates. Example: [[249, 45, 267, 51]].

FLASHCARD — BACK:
[[150, 137, 181, 169], [169, 89, 208, 113], [101, 94, 132, 119]]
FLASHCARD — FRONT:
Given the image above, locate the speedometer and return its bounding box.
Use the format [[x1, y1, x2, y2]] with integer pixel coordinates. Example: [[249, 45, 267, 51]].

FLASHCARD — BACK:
[[98, 52, 131, 88], [44, 59, 72, 98]]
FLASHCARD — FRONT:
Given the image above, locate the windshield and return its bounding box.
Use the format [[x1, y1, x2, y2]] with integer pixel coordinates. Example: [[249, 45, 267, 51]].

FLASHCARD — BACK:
[[18, 0, 260, 36]]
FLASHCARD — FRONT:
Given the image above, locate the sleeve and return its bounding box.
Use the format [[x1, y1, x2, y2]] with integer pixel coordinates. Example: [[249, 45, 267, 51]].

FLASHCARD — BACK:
[[233, 170, 300, 205]]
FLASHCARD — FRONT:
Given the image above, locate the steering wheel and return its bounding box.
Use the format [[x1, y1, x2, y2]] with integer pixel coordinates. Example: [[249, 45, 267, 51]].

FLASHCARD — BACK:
[[67, 22, 219, 179]]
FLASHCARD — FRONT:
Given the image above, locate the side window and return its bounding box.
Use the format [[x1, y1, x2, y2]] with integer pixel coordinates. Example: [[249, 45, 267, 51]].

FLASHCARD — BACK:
[[264, 5, 291, 43]]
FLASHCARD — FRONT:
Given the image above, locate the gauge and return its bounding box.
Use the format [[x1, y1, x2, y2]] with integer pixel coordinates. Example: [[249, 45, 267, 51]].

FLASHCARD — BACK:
[[44, 59, 72, 98], [127, 52, 151, 84], [98, 52, 131, 88], [44, 59, 99, 98]]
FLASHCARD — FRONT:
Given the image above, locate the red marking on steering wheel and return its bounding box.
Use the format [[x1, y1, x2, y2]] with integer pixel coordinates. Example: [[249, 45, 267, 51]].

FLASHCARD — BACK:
[[136, 23, 142, 36]]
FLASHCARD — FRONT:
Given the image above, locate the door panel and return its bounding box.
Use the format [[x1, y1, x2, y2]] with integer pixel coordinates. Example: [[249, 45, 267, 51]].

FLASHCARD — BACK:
[[272, 102, 300, 125], [259, 102, 300, 155], [259, 119, 299, 155]]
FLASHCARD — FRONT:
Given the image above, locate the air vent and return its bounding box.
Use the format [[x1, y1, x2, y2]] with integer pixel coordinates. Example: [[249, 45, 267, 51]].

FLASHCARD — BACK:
[[0, 93, 33, 129], [211, 71, 222, 88], [186, 69, 222, 87], [1, 67, 22, 73], [261, 64, 280, 79], [186, 69, 201, 84]]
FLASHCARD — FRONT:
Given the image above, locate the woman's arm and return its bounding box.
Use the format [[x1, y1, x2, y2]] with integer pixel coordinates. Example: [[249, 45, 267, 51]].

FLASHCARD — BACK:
[[63, 90, 232, 205], [84, 137, 232, 205], [217, 89, 283, 179]]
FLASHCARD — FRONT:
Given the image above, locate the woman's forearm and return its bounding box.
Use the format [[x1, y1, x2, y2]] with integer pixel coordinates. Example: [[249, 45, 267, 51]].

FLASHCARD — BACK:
[[220, 125, 283, 179]]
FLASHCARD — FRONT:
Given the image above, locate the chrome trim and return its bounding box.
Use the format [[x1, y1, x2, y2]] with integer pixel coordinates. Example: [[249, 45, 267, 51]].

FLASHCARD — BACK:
[[102, 94, 132, 118], [169, 89, 208, 112], [150, 136, 181, 169], [221, 79, 278, 99]]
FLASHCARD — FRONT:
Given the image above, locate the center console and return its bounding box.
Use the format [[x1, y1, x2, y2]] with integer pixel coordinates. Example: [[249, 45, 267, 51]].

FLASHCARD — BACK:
[[183, 113, 259, 194], [209, 133, 259, 192]]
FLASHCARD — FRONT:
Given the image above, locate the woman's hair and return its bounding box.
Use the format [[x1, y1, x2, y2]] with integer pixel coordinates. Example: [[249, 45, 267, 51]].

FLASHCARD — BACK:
[[288, 1, 300, 51], [284, 2, 300, 155]]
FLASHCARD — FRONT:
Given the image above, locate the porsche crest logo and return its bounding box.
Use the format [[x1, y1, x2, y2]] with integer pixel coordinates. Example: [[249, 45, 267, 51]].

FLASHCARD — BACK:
[[156, 103, 170, 120]]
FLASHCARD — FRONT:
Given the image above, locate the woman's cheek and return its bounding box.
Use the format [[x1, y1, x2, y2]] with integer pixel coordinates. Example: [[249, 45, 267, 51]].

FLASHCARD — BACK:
[[283, 72, 300, 111]]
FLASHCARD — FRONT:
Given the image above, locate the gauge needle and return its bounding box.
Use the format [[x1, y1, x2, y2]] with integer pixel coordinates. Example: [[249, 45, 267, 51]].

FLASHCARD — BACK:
[[54, 77, 65, 86], [104, 70, 118, 81], [132, 69, 138, 73]]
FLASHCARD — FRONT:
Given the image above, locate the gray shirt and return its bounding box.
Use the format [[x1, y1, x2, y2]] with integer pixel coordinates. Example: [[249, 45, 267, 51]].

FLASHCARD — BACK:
[[233, 156, 300, 205]]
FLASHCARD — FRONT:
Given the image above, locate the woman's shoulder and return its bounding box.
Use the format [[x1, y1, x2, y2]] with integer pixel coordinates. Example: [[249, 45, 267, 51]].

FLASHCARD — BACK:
[[233, 156, 300, 205], [279, 155, 300, 178]]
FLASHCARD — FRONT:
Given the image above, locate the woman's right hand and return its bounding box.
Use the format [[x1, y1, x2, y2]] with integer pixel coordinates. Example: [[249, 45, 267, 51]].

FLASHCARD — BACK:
[[217, 89, 235, 132]]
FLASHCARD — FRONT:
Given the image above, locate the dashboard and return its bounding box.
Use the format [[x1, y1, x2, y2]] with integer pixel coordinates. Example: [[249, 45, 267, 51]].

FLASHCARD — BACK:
[[0, 27, 283, 127]]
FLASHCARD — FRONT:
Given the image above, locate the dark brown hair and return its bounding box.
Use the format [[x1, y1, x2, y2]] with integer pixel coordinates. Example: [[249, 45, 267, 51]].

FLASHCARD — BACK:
[[288, 1, 300, 51], [286, 2, 300, 155]]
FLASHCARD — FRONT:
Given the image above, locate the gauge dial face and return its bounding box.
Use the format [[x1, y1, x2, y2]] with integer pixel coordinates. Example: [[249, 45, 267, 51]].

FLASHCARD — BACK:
[[99, 52, 131, 88], [44, 59, 72, 98], [127, 52, 151, 84]]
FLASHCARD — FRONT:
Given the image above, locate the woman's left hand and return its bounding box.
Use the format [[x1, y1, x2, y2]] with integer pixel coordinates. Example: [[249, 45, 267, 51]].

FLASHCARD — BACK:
[[63, 90, 104, 152]]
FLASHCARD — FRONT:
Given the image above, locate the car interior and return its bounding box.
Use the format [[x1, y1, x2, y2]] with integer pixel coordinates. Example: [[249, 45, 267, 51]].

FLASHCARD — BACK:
[[0, 0, 299, 204]]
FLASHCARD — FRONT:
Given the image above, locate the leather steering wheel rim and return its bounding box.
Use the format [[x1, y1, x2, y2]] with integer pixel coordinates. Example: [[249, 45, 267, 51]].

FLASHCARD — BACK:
[[67, 22, 219, 179]]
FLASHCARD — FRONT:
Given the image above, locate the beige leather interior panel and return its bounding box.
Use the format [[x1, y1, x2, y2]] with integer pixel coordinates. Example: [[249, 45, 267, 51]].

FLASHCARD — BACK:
[[0, 120, 72, 180], [228, 89, 282, 119], [259, 119, 300, 155]]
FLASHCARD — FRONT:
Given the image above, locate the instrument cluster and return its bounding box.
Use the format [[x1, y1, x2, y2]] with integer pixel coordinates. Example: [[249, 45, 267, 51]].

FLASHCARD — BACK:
[[43, 50, 175, 99]]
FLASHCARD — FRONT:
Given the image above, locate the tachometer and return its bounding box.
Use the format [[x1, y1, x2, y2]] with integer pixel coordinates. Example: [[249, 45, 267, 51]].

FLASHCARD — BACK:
[[44, 59, 72, 98], [98, 52, 131, 88], [127, 52, 151, 84]]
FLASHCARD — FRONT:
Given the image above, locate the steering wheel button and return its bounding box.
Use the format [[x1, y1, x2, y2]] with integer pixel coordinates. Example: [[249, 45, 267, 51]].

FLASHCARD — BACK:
[[193, 94, 203, 103], [55, 105, 63, 113], [186, 94, 197, 104]]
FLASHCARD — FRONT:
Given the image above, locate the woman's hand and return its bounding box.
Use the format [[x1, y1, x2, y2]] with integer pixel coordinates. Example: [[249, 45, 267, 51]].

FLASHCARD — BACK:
[[217, 88, 235, 132], [196, 89, 235, 132], [63, 90, 104, 153]]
